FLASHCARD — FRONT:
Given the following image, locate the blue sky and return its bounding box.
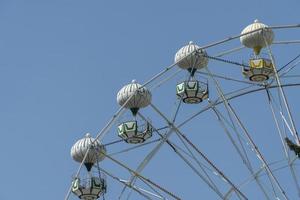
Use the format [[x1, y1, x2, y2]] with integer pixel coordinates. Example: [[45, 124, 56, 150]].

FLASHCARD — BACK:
[[0, 0, 300, 199]]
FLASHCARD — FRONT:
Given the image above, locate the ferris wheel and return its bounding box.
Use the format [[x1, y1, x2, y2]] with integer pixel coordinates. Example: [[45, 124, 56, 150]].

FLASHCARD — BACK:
[[65, 20, 300, 200]]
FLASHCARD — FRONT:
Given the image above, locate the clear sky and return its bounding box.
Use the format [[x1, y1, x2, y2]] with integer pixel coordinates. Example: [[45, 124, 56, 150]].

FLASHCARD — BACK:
[[0, 0, 300, 199]]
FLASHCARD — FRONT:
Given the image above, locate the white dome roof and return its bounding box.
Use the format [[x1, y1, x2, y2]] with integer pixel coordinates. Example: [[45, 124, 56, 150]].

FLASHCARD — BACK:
[[117, 80, 152, 110], [174, 41, 208, 70], [240, 19, 274, 55], [71, 133, 106, 164]]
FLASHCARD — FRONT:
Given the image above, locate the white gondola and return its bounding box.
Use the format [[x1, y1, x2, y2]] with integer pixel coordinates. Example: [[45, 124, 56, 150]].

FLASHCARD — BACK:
[[242, 57, 274, 82], [240, 20, 275, 82], [118, 121, 152, 144], [176, 80, 208, 104], [70, 134, 107, 200], [72, 177, 107, 200], [117, 80, 153, 144], [175, 41, 209, 104]]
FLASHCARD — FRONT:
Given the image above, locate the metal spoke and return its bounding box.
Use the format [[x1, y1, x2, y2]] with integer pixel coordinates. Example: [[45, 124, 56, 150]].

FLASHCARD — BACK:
[[150, 103, 248, 200], [263, 34, 300, 144], [108, 138, 162, 157], [209, 101, 271, 199], [197, 71, 262, 86], [265, 88, 300, 196], [205, 67, 289, 200], [104, 153, 182, 200], [100, 168, 153, 200]]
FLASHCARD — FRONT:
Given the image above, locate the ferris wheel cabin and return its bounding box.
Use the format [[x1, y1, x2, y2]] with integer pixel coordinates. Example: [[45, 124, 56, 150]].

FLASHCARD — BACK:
[[72, 177, 107, 200], [176, 80, 208, 104], [118, 121, 153, 144], [242, 58, 274, 82]]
